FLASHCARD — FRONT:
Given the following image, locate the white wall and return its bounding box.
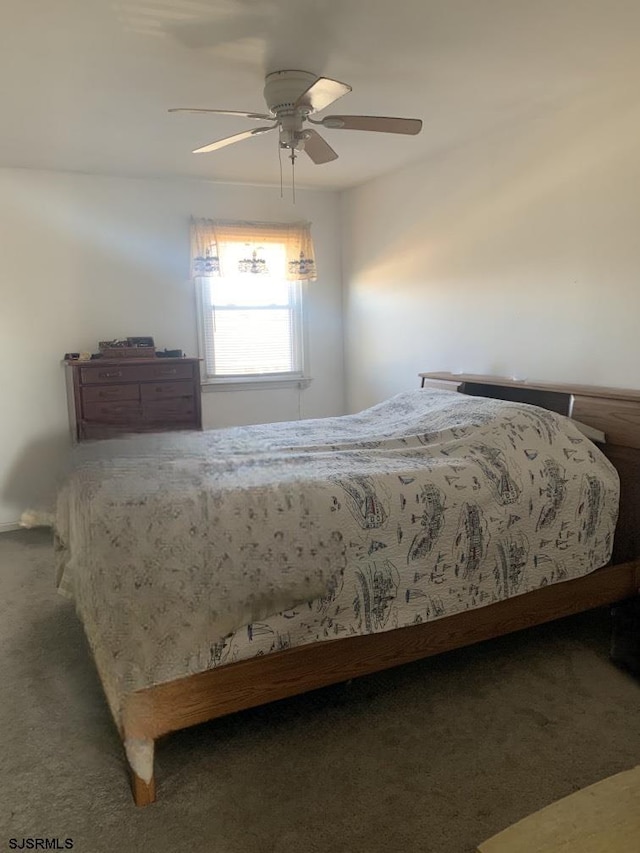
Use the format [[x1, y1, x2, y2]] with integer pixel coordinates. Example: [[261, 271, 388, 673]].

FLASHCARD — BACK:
[[342, 78, 640, 412], [0, 169, 344, 526]]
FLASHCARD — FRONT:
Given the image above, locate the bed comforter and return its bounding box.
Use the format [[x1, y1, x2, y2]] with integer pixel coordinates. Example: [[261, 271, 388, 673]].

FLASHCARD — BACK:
[[54, 389, 619, 721]]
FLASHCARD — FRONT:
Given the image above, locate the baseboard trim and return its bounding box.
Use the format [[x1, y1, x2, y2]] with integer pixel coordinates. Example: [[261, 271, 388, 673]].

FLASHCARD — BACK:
[[0, 521, 22, 534]]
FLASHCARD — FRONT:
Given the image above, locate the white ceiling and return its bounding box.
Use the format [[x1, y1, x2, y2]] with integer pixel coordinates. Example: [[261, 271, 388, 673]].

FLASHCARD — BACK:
[[2, 0, 639, 189]]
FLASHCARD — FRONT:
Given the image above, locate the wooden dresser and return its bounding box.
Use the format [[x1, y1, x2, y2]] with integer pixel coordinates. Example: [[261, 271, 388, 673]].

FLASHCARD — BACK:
[[66, 357, 202, 441]]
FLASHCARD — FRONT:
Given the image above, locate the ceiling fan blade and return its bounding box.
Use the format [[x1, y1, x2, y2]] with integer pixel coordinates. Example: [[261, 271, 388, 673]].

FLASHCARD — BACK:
[[315, 115, 423, 135], [193, 125, 277, 154], [294, 77, 351, 113], [170, 108, 273, 121], [303, 129, 338, 165]]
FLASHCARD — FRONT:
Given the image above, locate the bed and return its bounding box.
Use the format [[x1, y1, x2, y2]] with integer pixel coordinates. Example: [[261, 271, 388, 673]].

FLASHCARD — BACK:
[[53, 375, 640, 805]]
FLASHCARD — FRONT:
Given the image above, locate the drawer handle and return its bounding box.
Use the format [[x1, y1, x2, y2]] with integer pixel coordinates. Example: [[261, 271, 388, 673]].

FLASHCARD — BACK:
[[100, 371, 122, 378], [158, 368, 178, 376]]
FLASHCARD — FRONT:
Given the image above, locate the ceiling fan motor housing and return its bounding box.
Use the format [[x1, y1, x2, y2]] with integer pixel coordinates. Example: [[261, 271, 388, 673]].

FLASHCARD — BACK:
[[264, 71, 317, 151], [263, 69, 317, 116]]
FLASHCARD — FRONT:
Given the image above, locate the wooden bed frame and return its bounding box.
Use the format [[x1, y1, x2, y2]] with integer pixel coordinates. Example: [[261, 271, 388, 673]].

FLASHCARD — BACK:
[[116, 374, 640, 805]]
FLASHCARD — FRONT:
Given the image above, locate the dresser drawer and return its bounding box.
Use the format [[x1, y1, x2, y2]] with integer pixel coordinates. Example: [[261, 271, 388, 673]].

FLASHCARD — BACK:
[[140, 380, 194, 402], [81, 365, 141, 384], [143, 397, 197, 423], [80, 362, 194, 384], [83, 400, 142, 423], [82, 384, 140, 404], [80, 423, 134, 441], [144, 362, 195, 382]]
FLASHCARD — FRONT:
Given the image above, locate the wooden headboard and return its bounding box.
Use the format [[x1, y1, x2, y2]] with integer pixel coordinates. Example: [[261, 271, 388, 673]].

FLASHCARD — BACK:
[[419, 372, 640, 564]]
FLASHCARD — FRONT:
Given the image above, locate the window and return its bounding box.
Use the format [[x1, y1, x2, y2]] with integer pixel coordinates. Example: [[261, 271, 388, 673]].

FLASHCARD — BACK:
[[191, 218, 317, 387], [197, 241, 305, 383]]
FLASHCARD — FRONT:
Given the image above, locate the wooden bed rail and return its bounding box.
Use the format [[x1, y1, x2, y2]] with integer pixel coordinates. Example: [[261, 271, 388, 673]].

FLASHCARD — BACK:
[[122, 558, 640, 806]]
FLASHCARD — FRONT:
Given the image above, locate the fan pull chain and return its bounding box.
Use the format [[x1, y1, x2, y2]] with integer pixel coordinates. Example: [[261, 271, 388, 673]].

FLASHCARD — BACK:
[[278, 140, 283, 199], [290, 150, 296, 204]]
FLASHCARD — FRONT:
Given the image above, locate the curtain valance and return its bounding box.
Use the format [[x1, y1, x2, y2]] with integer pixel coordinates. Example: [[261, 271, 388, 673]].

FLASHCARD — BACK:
[[190, 218, 317, 281]]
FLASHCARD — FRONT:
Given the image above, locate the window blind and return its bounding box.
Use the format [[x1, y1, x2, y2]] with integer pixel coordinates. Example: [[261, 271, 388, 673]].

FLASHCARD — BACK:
[[198, 245, 304, 380]]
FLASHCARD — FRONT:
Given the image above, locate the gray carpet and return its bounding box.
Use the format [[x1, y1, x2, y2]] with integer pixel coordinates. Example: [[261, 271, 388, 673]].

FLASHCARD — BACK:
[[2, 529, 640, 853]]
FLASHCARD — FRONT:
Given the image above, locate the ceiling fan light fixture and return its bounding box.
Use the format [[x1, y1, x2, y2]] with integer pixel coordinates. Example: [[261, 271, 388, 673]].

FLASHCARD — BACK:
[[279, 127, 306, 151]]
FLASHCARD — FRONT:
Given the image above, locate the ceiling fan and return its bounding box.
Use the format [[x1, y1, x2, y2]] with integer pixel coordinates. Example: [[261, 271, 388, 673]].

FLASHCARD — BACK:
[[170, 70, 422, 165]]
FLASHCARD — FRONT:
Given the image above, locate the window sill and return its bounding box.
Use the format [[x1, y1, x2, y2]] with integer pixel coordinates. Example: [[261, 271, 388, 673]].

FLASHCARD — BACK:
[[201, 376, 312, 392]]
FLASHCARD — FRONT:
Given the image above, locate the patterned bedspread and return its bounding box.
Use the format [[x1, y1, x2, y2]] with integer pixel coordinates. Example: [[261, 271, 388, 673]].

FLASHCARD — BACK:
[[54, 389, 619, 721]]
